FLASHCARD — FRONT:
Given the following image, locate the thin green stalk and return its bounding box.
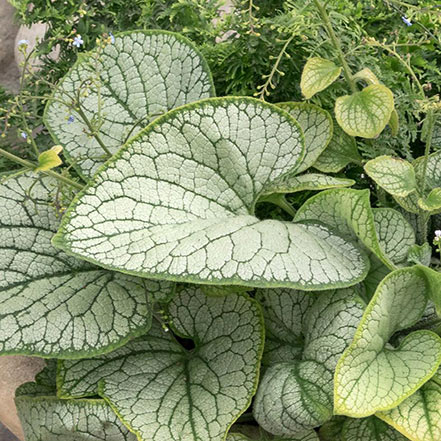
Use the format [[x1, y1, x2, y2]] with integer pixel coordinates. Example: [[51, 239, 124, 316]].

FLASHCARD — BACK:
[[313, 0, 357, 93], [0, 147, 83, 190]]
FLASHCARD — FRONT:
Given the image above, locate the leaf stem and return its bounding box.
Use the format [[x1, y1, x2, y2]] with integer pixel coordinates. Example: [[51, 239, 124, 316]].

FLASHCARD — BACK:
[[313, 0, 357, 93], [0, 147, 83, 190]]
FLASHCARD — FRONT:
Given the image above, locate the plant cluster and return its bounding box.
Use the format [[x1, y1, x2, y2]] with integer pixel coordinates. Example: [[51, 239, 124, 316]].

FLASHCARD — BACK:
[[1, 1, 441, 441]]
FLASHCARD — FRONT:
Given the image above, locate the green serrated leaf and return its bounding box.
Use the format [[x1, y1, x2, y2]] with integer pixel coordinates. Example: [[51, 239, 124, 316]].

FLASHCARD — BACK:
[[364, 155, 416, 197], [342, 417, 409, 441], [295, 188, 415, 269], [58, 287, 264, 441], [408, 243, 432, 267], [35, 145, 63, 172], [261, 173, 354, 196], [335, 84, 394, 138], [0, 174, 172, 358], [313, 124, 362, 173], [53, 97, 369, 291], [300, 57, 342, 99], [418, 188, 441, 211], [334, 267, 441, 417], [45, 30, 215, 177], [276, 102, 333, 173], [16, 396, 136, 440], [377, 374, 441, 441]]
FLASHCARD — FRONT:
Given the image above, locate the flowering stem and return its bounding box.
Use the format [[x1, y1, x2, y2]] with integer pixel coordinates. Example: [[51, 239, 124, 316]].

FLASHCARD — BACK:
[[0, 147, 83, 190], [313, 0, 357, 93]]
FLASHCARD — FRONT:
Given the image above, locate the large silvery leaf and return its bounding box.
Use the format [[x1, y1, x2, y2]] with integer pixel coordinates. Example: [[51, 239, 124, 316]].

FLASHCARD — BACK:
[[253, 288, 364, 436], [377, 374, 441, 441], [335, 85, 394, 138], [334, 268, 441, 417], [364, 156, 416, 197], [45, 30, 215, 176], [53, 97, 368, 290], [300, 57, 342, 99], [16, 396, 136, 441], [0, 174, 171, 358], [58, 287, 264, 441], [342, 417, 409, 441], [313, 124, 362, 173], [295, 188, 415, 269], [277, 102, 333, 173]]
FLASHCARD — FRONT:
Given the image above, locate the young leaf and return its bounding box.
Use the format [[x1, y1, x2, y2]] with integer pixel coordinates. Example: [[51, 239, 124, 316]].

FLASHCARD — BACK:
[[16, 396, 136, 441], [300, 58, 342, 99], [377, 374, 441, 441], [276, 102, 333, 173], [313, 124, 362, 173], [45, 30, 215, 177], [342, 417, 409, 441], [261, 173, 354, 196], [335, 85, 394, 138], [0, 174, 172, 358], [35, 145, 63, 172], [58, 287, 264, 441], [334, 268, 441, 417], [53, 97, 369, 291], [364, 156, 417, 197], [418, 188, 441, 211], [295, 188, 415, 269]]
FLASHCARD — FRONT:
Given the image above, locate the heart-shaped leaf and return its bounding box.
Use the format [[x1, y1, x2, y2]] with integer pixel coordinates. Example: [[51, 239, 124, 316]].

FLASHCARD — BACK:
[[53, 97, 369, 291], [377, 374, 441, 441], [45, 30, 215, 177], [300, 58, 342, 99], [295, 188, 415, 269], [253, 288, 364, 436], [335, 85, 394, 138], [58, 287, 264, 441], [334, 267, 441, 417], [0, 174, 172, 358], [276, 103, 333, 173], [16, 396, 136, 441], [313, 123, 362, 173], [364, 156, 416, 197], [342, 417, 409, 441]]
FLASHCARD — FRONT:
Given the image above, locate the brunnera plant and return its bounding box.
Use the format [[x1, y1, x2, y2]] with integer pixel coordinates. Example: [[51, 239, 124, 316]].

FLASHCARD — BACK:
[[0, 4, 441, 441]]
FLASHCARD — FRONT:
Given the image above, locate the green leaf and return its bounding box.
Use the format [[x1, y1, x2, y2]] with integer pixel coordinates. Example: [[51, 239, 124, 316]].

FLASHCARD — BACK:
[[45, 30, 215, 177], [227, 430, 319, 441], [254, 288, 364, 436], [35, 145, 63, 172], [16, 396, 136, 441], [295, 188, 414, 269], [389, 109, 399, 136], [276, 102, 333, 173], [377, 374, 441, 441], [408, 243, 432, 267], [53, 97, 369, 291], [0, 174, 172, 358], [364, 156, 417, 197], [313, 124, 362, 173], [58, 287, 264, 441], [335, 85, 395, 138], [419, 188, 441, 211], [342, 417, 409, 441], [319, 417, 346, 441], [334, 267, 441, 417], [433, 119, 441, 150], [261, 173, 354, 196], [300, 57, 342, 99], [353, 68, 380, 85]]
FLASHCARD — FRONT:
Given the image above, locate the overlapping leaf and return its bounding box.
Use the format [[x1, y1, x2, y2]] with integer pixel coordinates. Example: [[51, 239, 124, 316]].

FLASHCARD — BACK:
[[227, 430, 319, 441], [335, 85, 394, 138], [45, 30, 215, 176], [58, 287, 264, 441], [253, 288, 364, 436], [334, 267, 441, 417], [342, 417, 409, 441], [300, 58, 341, 99], [54, 97, 369, 290]]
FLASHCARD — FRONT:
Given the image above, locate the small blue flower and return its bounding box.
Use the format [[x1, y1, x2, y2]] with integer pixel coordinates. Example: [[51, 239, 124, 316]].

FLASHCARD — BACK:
[[401, 16, 412, 26], [73, 35, 84, 48], [17, 39, 29, 48], [109, 32, 115, 44], [20, 131, 27, 139], [67, 115, 75, 124]]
